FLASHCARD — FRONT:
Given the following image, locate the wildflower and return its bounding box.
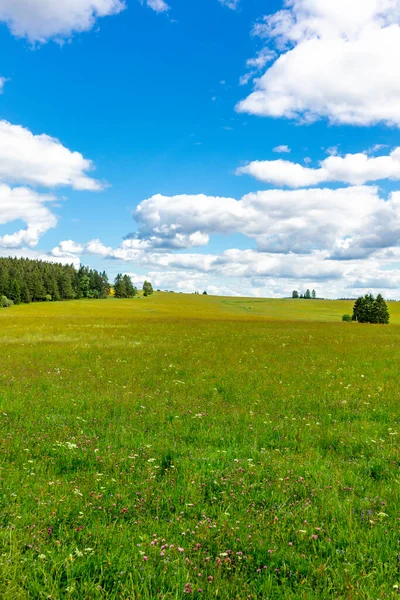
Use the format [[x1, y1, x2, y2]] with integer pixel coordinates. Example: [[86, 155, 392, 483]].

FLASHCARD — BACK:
[[143, 556, 148, 561], [178, 547, 184, 552]]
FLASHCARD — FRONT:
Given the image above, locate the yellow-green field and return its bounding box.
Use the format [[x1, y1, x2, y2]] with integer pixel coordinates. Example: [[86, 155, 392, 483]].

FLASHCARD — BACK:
[[1, 294, 400, 599]]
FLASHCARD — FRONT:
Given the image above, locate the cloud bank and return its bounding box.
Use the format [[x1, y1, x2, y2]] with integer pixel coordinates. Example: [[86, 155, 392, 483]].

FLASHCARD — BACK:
[[238, 0, 400, 127], [238, 147, 400, 188], [0, 0, 126, 43]]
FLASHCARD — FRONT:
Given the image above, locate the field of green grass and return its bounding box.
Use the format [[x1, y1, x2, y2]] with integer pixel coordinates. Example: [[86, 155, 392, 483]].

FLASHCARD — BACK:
[[1, 293, 400, 599]]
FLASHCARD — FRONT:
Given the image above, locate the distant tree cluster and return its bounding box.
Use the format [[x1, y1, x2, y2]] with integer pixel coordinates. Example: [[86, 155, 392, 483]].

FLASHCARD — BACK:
[[113, 276, 155, 298], [0, 257, 110, 306], [292, 289, 316, 299], [352, 294, 390, 324], [114, 274, 137, 298]]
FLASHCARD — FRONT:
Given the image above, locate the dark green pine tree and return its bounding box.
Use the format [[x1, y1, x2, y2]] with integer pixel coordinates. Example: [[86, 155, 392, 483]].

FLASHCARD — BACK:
[[21, 284, 31, 304], [312, 289, 316, 299], [0, 257, 110, 306], [100, 271, 110, 298], [29, 268, 46, 302], [114, 274, 127, 298], [8, 279, 21, 304], [80, 274, 91, 298], [352, 297, 363, 321], [304, 289, 311, 299], [123, 275, 136, 298], [0, 266, 9, 297], [373, 294, 390, 324], [363, 294, 375, 323], [59, 271, 75, 299]]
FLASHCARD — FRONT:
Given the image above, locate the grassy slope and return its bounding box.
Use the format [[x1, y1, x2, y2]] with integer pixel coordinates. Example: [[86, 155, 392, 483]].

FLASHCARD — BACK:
[[1, 294, 400, 599], [2, 293, 399, 323]]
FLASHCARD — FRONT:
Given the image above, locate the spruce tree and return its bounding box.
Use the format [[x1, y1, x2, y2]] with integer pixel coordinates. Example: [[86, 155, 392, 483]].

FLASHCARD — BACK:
[[114, 274, 127, 298], [352, 294, 390, 324], [9, 279, 21, 304], [59, 271, 75, 300], [373, 294, 390, 324], [123, 275, 136, 298]]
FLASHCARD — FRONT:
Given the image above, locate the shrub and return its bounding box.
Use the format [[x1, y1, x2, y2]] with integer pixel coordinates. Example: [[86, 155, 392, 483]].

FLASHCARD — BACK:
[[342, 314, 352, 322], [45, 294, 52, 302], [0, 295, 14, 308]]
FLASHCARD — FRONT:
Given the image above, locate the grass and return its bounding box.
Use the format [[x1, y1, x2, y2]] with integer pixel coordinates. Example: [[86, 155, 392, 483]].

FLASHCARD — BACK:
[[1, 293, 400, 599]]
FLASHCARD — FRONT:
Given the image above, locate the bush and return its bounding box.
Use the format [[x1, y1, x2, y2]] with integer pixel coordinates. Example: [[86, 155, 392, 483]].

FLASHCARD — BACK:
[[45, 294, 52, 302], [342, 314, 352, 322], [0, 295, 14, 308]]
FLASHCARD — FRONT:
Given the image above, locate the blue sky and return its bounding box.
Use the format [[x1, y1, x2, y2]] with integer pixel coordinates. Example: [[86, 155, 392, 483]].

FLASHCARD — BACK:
[[1, 0, 400, 297]]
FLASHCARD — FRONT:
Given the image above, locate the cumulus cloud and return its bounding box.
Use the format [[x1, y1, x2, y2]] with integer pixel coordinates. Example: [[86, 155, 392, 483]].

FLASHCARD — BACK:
[[218, 0, 240, 9], [237, 0, 400, 126], [132, 187, 400, 257], [0, 184, 57, 248], [0, 121, 103, 191], [0, 0, 125, 43], [53, 183, 400, 267], [145, 0, 169, 12], [238, 147, 400, 187], [0, 121, 103, 253], [273, 145, 291, 154]]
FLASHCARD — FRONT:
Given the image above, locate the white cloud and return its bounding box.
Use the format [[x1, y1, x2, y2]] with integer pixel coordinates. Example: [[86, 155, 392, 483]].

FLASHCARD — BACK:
[[0, 121, 103, 253], [145, 0, 169, 12], [54, 235, 400, 297], [238, 0, 400, 126], [133, 187, 399, 257], [273, 145, 291, 153], [0, 121, 103, 190], [55, 239, 85, 254], [51, 185, 399, 266], [0, 0, 125, 43], [218, 0, 240, 9], [238, 147, 400, 187], [0, 184, 57, 248], [52, 230, 400, 298]]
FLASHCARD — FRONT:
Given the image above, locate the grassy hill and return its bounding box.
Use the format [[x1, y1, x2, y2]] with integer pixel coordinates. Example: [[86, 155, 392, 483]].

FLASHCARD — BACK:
[[0, 293, 399, 598], [2, 291, 399, 324]]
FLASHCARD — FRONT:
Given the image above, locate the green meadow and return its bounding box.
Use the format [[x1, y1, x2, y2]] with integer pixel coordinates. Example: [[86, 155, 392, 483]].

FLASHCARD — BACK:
[[1, 294, 400, 599]]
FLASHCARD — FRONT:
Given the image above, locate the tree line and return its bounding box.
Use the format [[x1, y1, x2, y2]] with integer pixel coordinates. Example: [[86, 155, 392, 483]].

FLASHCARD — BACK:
[[292, 289, 316, 299], [0, 257, 110, 305]]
